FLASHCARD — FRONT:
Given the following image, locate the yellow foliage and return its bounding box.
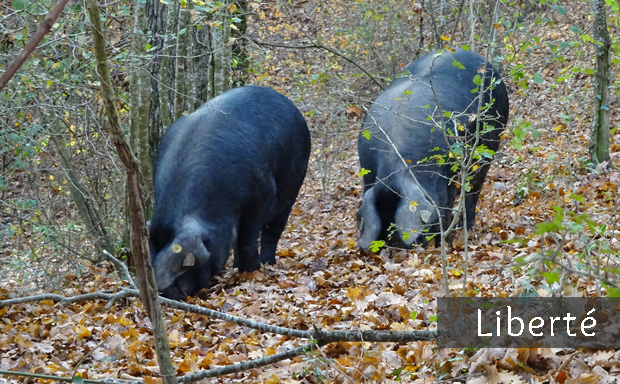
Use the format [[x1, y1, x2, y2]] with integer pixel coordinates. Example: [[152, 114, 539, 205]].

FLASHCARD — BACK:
[[75, 325, 91, 339]]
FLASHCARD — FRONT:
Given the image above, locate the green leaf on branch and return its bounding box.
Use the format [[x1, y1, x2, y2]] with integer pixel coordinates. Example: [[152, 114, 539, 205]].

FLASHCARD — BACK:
[[543, 271, 560, 285], [13, 0, 29, 10], [369, 240, 385, 252], [452, 59, 465, 70], [532, 73, 544, 84]]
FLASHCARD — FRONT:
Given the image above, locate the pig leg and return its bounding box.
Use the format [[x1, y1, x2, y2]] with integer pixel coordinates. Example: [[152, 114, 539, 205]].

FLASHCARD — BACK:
[[357, 186, 383, 250], [234, 218, 263, 273], [259, 205, 294, 265]]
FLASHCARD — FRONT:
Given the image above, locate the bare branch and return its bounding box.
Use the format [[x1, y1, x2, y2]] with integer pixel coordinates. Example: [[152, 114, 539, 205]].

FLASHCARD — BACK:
[[103, 250, 137, 289], [0, 369, 107, 383], [0, 288, 437, 339], [246, 37, 385, 90], [0, 289, 437, 380], [178, 342, 317, 382], [0, 0, 72, 91]]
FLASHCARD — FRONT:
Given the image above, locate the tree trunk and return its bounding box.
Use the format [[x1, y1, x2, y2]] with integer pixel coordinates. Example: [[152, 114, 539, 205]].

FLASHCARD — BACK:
[[184, 1, 197, 113], [209, 6, 232, 99], [159, 1, 177, 129], [130, 0, 155, 213], [146, 0, 168, 168], [193, 23, 211, 102], [84, 0, 177, 382], [174, 6, 191, 118], [232, 0, 249, 85], [589, 0, 612, 166]]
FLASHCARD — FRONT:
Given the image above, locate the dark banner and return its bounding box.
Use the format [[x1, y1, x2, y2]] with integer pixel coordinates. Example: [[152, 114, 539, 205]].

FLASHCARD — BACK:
[[437, 297, 620, 348]]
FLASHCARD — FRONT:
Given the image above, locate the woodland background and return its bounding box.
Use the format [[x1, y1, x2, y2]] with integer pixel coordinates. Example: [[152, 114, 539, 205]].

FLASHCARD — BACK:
[[1, 0, 620, 382]]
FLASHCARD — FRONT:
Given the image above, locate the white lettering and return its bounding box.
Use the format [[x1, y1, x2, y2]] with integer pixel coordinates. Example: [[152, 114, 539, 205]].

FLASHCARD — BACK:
[[549, 317, 561, 336], [478, 309, 492, 337], [581, 309, 596, 337], [507, 306, 524, 336], [528, 317, 544, 337]]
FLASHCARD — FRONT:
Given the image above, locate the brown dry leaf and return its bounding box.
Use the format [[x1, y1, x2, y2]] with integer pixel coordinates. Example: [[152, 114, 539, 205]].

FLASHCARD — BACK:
[[264, 374, 280, 384], [556, 370, 569, 384], [177, 356, 198, 374], [468, 362, 500, 384], [526, 348, 563, 371], [590, 350, 615, 366], [126, 362, 147, 375], [374, 292, 406, 307], [167, 329, 180, 348], [498, 370, 527, 383], [566, 373, 602, 384], [33, 342, 54, 353]]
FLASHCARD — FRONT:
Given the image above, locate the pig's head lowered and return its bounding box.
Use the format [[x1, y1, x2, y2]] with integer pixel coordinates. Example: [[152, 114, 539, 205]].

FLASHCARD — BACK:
[[394, 194, 440, 248], [357, 180, 440, 250], [149, 216, 231, 300]]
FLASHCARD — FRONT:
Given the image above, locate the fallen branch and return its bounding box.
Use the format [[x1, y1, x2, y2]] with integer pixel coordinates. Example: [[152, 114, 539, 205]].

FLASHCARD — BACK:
[[178, 341, 317, 382], [0, 289, 437, 381], [103, 250, 137, 289], [0, 289, 437, 342], [0, 343, 316, 384], [0, 370, 104, 383], [0, 291, 134, 306]]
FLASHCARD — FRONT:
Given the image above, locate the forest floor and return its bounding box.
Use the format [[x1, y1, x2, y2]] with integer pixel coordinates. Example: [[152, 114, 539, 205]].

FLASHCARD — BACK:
[[2, 0, 620, 383]]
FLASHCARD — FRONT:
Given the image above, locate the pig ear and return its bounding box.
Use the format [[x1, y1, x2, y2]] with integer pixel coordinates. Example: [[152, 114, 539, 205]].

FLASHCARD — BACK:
[[357, 187, 382, 250], [182, 253, 195, 267], [419, 210, 432, 224]]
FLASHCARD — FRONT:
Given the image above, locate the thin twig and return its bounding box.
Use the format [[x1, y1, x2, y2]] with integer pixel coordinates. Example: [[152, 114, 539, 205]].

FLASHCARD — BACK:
[[178, 342, 317, 382], [246, 37, 385, 90], [0, 369, 110, 383], [0, 0, 72, 91], [103, 250, 136, 289]]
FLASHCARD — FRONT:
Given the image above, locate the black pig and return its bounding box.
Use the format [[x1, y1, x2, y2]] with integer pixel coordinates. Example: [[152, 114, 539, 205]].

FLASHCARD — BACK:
[[149, 86, 311, 300], [357, 49, 509, 249]]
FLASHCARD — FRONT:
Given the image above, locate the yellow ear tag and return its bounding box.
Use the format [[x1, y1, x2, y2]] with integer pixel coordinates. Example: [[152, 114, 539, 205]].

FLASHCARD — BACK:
[[172, 244, 182, 253]]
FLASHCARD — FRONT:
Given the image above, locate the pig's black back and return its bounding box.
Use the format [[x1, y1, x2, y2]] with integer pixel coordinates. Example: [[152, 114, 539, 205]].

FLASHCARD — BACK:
[[152, 86, 308, 221], [360, 49, 508, 186]]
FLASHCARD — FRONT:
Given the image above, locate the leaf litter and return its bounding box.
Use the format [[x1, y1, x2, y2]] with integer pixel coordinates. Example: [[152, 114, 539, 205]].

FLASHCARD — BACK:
[[3, 0, 620, 382]]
